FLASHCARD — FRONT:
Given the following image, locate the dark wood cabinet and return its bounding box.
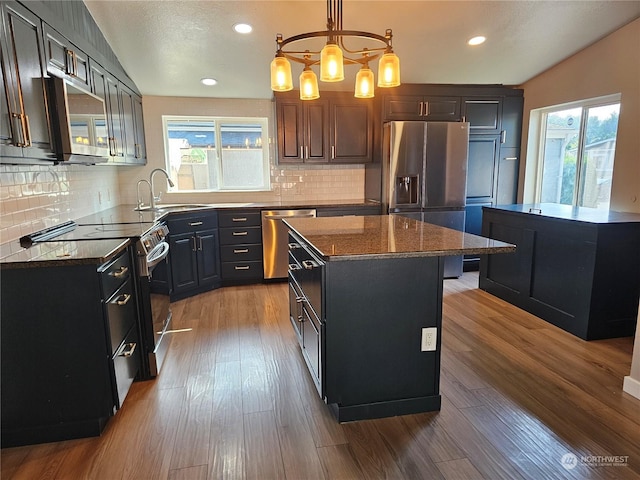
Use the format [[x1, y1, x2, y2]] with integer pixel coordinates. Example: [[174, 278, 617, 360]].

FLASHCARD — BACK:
[[1, 247, 141, 447], [218, 210, 264, 284], [466, 134, 500, 202], [479, 206, 640, 340], [0, 1, 56, 163], [42, 22, 90, 88], [384, 95, 461, 121], [462, 97, 502, 134], [275, 92, 373, 164], [167, 211, 221, 300], [119, 83, 145, 164], [329, 97, 374, 163]]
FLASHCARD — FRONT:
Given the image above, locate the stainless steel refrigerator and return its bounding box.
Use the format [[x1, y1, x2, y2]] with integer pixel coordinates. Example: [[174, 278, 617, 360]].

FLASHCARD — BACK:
[[382, 121, 469, 277]]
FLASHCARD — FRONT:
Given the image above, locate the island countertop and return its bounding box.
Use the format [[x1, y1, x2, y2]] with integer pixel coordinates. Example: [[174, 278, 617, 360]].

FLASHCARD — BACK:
[[284, 215, 515, 261]]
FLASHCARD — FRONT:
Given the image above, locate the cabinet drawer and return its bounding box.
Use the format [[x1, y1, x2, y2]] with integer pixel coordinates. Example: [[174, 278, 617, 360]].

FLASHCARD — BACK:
[[105, 278, 137, 355], [221, 261, 263, 280], [167, 212, 218, 235], [112, 325, 140, 409], [100, 251, 131, 299], [220, 243, 262, 262], [218, 211, 261, 228], [219, 226, 261, 245]]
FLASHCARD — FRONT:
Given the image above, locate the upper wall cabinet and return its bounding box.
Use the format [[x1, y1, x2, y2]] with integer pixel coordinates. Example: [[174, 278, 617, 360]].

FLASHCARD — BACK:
[[384, 95, 461, 122], [462, 97, 502, 134], [42, 23, 90, 89], [0, 1, 56, 163], [1, 0, 145, 166], [275, 91, 374, 164]]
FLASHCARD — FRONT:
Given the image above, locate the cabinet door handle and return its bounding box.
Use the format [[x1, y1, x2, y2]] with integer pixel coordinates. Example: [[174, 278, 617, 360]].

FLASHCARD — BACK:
[[504, 157, 518, 161], [288, 242, 301, 249], [232, 217, 247, 222], [289, 263, 301, 271], [198, 236, 203, 250], [188, 221, 203, 226], [134, 143, 140, 158], [234, 248, 249, 254], [422, 101, 429, 116], [192, 236, 197, 251], [234, 265, 250, 270], [22, 114, 32, 146], [300, 145, 304, 159], [111, 266, 129, 278], [119, 342, 137, 358], [72, 51, 78, 77], [11, 113, 26, 147], [232, 231, 248, 236], [419, 101, 423, 116], [302, 260, 316, 270], [305, 145, 309, 159], [331, 145, 335, 160], [113, 293, 131, 306], [500, 130, 507, 144]]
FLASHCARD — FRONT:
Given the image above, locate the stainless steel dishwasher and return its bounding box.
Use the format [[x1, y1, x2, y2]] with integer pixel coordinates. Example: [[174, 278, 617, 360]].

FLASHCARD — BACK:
[[261, 209, 317, 279]]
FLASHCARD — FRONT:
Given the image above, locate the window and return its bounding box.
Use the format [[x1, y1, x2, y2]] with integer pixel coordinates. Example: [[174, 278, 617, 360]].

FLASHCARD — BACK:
[[163, 116, 270, 192], [536, 96, 620, 209]]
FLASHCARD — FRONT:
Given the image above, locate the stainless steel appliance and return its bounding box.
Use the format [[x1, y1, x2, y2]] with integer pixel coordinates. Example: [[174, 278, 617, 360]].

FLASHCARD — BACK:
[[134, 224, 172, 378], [47, 76, 109, 164], [382, 121, 469, 277], [261, 209, 317, 279]]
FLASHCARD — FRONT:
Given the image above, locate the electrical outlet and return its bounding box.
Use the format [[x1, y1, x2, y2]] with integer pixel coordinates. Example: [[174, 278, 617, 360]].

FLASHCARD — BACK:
[[421, 327, 437, 351]]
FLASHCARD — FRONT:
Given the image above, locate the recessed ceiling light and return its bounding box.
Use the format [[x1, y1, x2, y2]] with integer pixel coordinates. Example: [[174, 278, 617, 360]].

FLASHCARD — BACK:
[[201, 78, 217, 86], [234, 23, 253, 34], [468, 36, 486, 46]]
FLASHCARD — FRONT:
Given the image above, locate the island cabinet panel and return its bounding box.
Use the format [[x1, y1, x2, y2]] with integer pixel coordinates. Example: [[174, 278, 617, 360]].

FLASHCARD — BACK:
[[288, 231, 443, 422], [1, 247, 141, 447], [479, 206, 640, 340]]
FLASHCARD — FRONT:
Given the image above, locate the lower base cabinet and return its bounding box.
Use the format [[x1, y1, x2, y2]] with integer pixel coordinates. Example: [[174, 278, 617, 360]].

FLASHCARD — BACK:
[[0, 247, 141, 447], [166, 211, 221, 301]]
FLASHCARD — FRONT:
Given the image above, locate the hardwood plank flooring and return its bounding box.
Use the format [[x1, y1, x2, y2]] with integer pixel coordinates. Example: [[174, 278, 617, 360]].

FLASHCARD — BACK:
[[3, 272, 639, 479]]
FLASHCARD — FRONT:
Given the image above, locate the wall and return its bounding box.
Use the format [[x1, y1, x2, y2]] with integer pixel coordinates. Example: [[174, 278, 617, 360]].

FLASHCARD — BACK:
[[520, 17, 640, 213], [0, 164, 120, 256], [117, 96, 364, 206]]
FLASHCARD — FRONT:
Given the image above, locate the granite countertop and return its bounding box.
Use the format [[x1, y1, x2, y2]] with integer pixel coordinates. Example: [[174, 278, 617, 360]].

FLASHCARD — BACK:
[[284, 215, 516, 261], [487, 203, 640, 224], [75, 201, 381, 225], [0, 239, 129, 268]]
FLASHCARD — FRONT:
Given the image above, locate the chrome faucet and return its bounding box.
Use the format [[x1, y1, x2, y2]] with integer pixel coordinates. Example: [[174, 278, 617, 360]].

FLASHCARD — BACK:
[[149, 168, 175, 210], [136, 179, 152, 210]]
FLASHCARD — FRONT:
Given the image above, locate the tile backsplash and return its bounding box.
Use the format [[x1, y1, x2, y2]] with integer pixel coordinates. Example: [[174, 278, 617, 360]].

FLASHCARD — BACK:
[[0, 162, 364, 253], [0, 164, 120, 252]]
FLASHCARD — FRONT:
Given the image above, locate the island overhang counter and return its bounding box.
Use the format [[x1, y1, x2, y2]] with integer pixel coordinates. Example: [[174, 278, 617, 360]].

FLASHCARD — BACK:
[[284, 215, 515, 422]]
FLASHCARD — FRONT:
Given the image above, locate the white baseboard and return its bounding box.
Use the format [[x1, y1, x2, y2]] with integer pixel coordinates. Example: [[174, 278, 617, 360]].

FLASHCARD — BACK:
[[623, 375, 640, 400]]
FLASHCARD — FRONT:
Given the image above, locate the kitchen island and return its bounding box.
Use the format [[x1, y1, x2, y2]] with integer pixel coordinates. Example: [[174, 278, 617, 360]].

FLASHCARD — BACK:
[[284, 215, 515, 421], [479, 204, 640, 340]]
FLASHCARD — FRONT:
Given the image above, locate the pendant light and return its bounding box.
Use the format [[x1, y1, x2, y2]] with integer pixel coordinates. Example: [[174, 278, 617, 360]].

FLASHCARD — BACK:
[[377, 50, 401, 88], [270, 54, 293, 92], [354, 54, 374, 98], [320, 43, 344, 82], [299, 65, 320, 100]]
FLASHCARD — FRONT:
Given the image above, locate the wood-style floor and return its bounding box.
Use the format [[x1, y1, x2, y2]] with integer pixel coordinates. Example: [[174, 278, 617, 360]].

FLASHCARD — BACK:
[[2, 272, 639, 480]]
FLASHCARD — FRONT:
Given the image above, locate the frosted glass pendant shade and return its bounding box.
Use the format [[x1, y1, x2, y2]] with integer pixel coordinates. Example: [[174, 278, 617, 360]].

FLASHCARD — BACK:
[[270, 56, 293, 91], [320, 43, 344, 82], [377, 52, 401, 87], [354, 66, 375, 98], [299, 67, 320, 100]]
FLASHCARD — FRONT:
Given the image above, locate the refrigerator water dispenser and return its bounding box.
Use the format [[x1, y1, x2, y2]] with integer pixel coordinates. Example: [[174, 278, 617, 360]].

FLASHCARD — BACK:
[[395, 176, 419, 205]]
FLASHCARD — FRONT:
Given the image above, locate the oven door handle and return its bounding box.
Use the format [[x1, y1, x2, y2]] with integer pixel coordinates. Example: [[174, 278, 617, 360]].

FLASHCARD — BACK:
[[146, 241, 170, 270]]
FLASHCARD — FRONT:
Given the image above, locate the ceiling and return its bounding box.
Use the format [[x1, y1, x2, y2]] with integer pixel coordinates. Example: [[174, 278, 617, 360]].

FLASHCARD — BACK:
[[83, 1, 640, 99]]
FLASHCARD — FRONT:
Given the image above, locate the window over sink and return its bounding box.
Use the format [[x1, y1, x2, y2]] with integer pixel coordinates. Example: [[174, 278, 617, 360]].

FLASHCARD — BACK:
[[162, 116, 270, 192]]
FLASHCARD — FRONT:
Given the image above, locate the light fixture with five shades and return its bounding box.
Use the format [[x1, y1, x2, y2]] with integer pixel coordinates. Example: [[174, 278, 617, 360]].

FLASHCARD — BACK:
[[270, 0, 400, 100]]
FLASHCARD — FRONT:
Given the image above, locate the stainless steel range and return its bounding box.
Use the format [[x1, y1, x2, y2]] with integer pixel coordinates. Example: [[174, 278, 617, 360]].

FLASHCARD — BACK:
[[135, 224, 172, 378]]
